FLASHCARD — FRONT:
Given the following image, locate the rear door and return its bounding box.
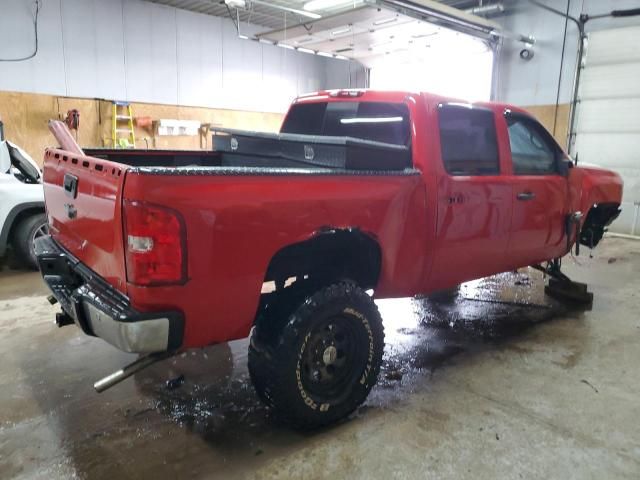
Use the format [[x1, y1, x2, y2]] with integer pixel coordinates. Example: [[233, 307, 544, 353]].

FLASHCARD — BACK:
[[504, 111, 569, 267], [429, 103, 513, 289], [43, 148, 129, 293]]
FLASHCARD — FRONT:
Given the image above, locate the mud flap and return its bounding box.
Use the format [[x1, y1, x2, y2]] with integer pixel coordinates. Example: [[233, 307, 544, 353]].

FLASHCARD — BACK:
[[544, 277, 593, 310]]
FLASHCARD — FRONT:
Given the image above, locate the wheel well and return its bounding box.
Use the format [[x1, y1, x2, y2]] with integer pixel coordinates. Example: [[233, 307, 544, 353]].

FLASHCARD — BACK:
[[264, 228, 382, 291], [579, 203, 621, 248], [7, 206, 45, 246]]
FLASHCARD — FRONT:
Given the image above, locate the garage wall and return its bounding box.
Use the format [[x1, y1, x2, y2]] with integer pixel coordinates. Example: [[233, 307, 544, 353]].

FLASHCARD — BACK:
[[495, 0, 640, 134], [496, 0, 640, 107], [0, 0, 365, 113], [495, 0, 640, 235], [0, 90, 287, 165]]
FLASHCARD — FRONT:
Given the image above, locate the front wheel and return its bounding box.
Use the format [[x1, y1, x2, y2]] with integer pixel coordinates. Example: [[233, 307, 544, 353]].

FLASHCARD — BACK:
[[248, 281, 384, 429]]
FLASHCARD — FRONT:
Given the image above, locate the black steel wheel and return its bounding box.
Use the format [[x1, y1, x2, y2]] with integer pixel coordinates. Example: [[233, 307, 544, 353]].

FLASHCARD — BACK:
[[248, 281, 384, 430]]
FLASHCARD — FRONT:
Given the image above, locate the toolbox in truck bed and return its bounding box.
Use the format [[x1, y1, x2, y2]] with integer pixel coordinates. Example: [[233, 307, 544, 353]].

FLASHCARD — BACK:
[[212, 128, 412, 171]]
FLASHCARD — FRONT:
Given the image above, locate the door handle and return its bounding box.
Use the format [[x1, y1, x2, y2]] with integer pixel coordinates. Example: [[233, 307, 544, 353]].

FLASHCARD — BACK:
[[517, 191, 536, 201]]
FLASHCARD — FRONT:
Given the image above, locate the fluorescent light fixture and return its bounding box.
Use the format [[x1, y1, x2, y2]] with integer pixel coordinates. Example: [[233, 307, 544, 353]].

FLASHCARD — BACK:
[[335, 55, 349, 60], [373, 16, 397, 26], [412, 33, 438, 39], [295, 37, 315, 44], [304, 0, 354, 12], [331, 26, 351, 35], [278, 43, 295, 50], [259, 38, 274, 45], [340, 117, 403, 124], [225, 0, 246, 8], [317, 51, 335, 57], [252, 0, 321, 19], [238, 34, 249, 40], [297, 47, 316, 54]]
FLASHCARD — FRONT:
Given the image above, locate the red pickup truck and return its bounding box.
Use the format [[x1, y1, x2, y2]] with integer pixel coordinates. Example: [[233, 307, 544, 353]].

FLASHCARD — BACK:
[[36, 90, 622, 429]]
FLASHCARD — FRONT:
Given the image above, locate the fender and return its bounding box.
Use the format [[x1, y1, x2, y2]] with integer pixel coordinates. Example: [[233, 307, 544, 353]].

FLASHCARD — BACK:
[[0, 201, 45, 257], [569, 165, 623, 219]]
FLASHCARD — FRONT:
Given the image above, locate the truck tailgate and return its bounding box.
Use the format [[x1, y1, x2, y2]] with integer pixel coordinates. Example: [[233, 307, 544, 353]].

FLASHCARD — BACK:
[[42, 148, 128, 293]]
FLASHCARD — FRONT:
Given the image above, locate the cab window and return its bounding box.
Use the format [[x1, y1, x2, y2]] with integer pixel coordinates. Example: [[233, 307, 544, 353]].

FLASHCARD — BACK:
[[438, 104, 499, 176]]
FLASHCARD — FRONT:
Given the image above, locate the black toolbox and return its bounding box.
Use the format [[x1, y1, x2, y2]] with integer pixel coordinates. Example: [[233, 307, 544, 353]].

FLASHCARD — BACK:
[[212, 129, 411, 171]]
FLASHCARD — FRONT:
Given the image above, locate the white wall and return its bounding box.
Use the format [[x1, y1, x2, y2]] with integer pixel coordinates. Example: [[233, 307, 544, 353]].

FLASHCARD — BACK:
[[495, 0, 640, 106], [0, 0, 365, 113]]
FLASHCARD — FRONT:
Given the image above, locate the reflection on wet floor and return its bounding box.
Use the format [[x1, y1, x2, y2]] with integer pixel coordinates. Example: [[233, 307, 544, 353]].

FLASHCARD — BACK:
[[4, 239, 639, 479], [0, 266, 590, 479], [126, 268, 577, 445]]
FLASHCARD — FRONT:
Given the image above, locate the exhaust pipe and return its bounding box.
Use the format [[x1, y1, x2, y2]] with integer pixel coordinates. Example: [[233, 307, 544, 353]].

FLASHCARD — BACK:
[[94, 352, 171, 393]]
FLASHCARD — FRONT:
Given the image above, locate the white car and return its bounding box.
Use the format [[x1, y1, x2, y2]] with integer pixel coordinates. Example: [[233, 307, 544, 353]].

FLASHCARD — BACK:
[[0, 139, 47, 269]]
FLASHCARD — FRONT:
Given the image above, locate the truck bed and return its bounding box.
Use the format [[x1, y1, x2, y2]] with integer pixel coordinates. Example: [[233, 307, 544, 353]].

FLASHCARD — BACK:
[[84, 130, 412, 172]]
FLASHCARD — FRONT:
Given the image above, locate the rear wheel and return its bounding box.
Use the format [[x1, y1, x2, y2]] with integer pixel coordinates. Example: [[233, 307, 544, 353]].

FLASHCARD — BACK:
[[12, 213, 48, 270], [248, 281, 384, 429]]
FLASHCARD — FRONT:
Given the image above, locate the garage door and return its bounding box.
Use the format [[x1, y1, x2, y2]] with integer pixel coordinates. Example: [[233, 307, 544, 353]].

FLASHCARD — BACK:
[[574, 25, 640, 236]]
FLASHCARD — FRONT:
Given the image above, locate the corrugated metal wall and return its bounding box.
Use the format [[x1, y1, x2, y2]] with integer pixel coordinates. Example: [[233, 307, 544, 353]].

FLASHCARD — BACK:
[[0, 0, 366, 113]]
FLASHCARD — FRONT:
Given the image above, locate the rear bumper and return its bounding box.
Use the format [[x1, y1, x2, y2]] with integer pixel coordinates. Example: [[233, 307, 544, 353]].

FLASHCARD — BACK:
[[35, 235, 184, 353]]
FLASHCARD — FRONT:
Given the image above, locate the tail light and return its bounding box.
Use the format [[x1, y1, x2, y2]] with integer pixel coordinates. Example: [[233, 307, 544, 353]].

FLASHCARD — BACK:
[[123, 200, 187, 286]]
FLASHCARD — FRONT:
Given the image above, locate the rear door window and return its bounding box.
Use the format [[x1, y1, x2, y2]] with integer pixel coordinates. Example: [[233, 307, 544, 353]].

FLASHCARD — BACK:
[[438, 104, 500, 176], [281, 101, 410, 146]]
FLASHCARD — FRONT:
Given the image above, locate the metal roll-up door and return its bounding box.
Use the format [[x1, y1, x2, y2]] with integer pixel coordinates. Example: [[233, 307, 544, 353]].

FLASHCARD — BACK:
[[574, 25, 640, 235]]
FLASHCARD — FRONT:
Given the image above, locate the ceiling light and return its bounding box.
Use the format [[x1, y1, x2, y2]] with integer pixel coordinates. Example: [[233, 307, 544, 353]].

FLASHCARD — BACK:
[[278, 43, 295, 50], [225, 0, 246, 8], [317, 51, 334, 57], [252, 0, 321, 19], [304, 0, 354, 12], [295, 37, 315, 44], [297, 47, 316, 54], [411, 33, 438, 39], [373, 16, 397, 26], [331, 26, 351, 35]]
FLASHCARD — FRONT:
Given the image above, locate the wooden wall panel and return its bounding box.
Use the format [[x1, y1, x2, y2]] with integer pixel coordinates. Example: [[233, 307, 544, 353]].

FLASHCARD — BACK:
[[0, 90, 572, 166], [0, 90, 284, 165], [521, 103, 570, 150]]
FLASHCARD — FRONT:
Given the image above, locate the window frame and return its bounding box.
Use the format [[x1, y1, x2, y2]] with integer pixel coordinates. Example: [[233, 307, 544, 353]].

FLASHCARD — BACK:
[[437, 102, 501, 177], [504, 109, 564, 176]]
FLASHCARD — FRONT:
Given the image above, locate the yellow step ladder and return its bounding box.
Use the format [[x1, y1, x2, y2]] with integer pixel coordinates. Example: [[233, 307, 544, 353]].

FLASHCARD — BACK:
[[112, 101, 135, 148]]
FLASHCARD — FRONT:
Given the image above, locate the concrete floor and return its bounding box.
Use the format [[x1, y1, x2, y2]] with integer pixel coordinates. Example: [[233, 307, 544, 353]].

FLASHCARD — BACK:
[[0, 238, 639, 480]]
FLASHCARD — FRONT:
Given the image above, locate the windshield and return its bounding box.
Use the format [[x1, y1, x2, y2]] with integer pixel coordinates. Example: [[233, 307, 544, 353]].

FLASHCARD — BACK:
[[281, 101, 411, 146]]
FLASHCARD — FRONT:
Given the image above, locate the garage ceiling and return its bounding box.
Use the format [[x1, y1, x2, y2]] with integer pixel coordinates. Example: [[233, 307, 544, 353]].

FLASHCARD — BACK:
[[145, 0, 495, 32], [144, 0, 500, 65], [255, 2, 495, 66]]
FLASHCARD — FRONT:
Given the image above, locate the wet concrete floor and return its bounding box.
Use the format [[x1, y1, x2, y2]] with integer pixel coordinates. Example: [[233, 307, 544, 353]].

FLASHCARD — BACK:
[[0, 237, 639, 479]]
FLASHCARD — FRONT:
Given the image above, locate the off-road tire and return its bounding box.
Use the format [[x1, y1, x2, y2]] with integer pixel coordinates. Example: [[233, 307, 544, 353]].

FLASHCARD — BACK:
[[12, 213, 47, 270], [248, 281, 384, 429]]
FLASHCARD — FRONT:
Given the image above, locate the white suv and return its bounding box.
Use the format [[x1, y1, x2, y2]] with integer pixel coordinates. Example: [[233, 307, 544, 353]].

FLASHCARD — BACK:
[[0, 139, 47, 269]]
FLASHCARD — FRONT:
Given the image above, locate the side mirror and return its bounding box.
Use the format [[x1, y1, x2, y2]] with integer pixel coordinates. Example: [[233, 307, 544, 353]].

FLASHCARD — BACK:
[[558, 157, 573, 177]]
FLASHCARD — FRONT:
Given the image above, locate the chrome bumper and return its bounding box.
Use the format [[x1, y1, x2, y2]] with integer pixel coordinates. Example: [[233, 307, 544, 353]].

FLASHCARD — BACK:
[[35, 235, 183, 353]]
